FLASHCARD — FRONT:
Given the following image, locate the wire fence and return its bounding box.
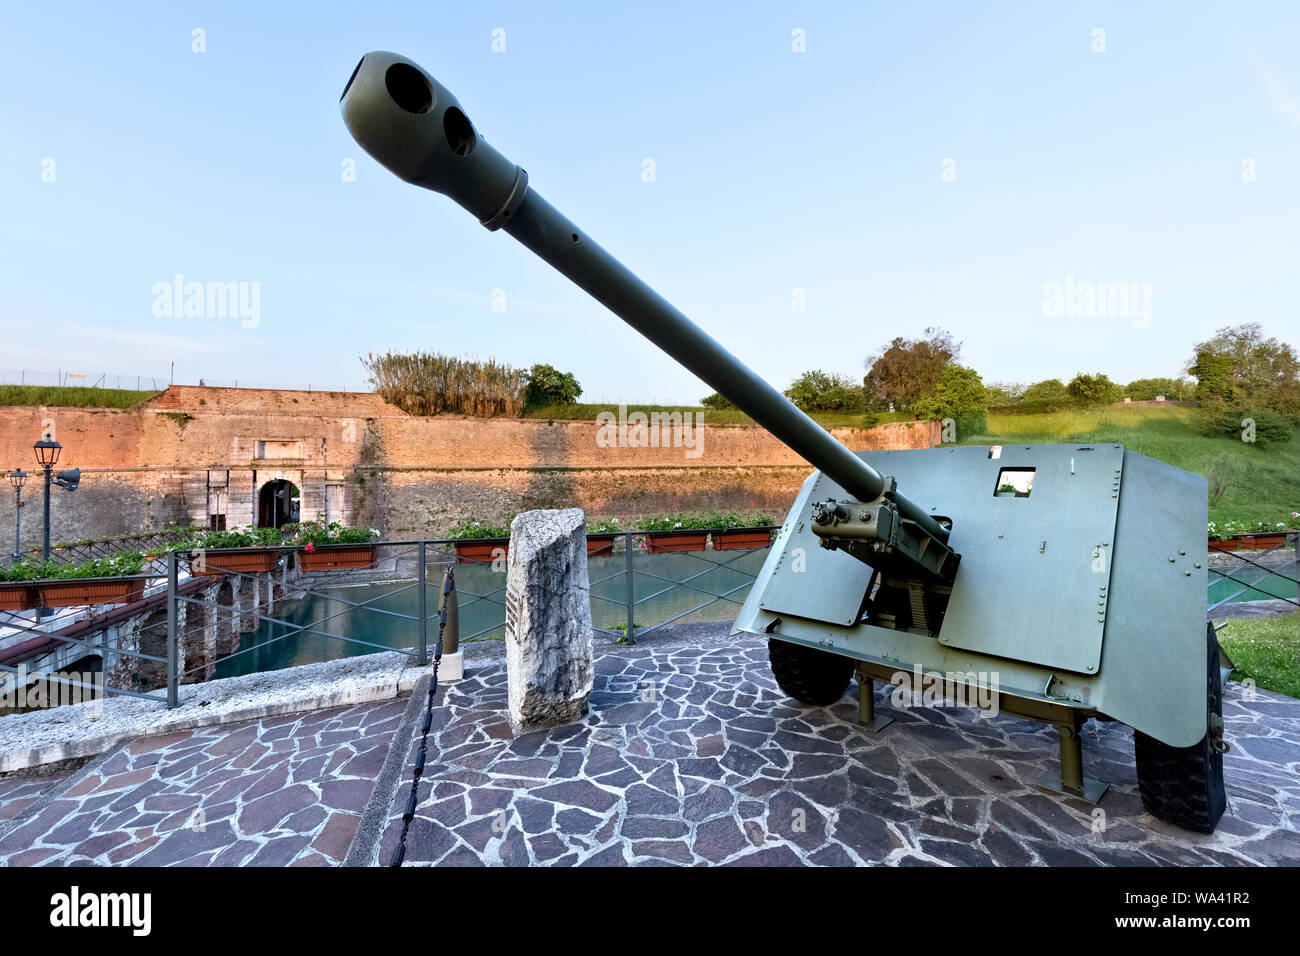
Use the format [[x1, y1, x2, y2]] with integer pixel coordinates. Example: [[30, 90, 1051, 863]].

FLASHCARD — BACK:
[[0, 369, 367, 393]]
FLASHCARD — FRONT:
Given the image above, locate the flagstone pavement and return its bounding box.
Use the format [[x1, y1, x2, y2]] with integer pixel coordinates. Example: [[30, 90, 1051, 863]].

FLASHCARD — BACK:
[[1, 631, 1297, 866]]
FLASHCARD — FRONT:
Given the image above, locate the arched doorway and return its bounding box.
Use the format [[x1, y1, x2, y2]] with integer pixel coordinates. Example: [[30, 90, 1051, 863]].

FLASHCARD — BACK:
[[257, 480, 300, 528]]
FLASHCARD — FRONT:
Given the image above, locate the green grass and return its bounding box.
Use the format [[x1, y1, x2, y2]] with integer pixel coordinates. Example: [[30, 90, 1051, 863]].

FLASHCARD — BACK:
[[1217, 613, 1300, 699], [0, 385, 159, 408], [523, 402, 914, 429], [963, 405, 1300, 526]]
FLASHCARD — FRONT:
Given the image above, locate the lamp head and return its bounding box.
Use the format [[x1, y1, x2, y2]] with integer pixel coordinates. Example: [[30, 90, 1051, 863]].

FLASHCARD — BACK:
[[33, 439, 61, 469]]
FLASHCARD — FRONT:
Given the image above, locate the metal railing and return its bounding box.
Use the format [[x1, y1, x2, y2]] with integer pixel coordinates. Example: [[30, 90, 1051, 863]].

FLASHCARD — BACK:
[[1207, 530, 1299, 611], [0, 528, 777, 711], [5, 530, 198, 568]]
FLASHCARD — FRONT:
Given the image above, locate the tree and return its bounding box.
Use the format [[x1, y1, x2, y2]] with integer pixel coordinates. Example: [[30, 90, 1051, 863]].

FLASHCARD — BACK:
[[1021, 378, 1069, 406], [783, 370, 866, 412], [524, 364, 582, 407], [1189, 350, 1237, 405], [1191, 323, 1300, 399], [1125, 377, 1193, 402], [984, 382, 1025, 407], [913, 365, 989, 436], [863, 327, 959, 411], [1066, 373, 1123, 406]]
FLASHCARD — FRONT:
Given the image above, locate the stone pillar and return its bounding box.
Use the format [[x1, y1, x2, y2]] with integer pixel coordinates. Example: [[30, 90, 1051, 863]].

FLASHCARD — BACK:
[[505, 509, 593, 735]]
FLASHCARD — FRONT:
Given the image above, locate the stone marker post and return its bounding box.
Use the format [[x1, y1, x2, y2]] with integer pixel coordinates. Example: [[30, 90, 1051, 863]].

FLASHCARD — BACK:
[[505, 509, 594, 734]]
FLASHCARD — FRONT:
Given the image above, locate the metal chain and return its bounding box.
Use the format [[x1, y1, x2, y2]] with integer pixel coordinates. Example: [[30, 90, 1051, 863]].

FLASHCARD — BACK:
[[390, 565, 451, 867]]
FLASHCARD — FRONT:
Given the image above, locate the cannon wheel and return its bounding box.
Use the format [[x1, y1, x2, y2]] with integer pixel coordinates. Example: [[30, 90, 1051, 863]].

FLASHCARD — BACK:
[[1133, 623, 1227, 833], [768, 639, 854, 706]]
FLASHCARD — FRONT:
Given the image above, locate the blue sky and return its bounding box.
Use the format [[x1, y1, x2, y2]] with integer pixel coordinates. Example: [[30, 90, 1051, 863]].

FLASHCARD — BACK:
[[1, 1, 1297, 402]]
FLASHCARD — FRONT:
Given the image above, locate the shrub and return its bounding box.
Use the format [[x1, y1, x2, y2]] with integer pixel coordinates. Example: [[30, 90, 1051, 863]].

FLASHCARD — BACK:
[[783, 371, 867, 412], [1021, 378, 1070, 407], [913, 365, 989, 437], [1197, 403, 1296, 448], [699, 392, 735, 410], [524, 364, 582, 407], [1066, 372, 1123, 406]]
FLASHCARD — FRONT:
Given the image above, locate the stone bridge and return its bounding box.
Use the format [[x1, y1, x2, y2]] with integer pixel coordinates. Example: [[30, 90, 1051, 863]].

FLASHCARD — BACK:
[[0, 562, 306, 703]]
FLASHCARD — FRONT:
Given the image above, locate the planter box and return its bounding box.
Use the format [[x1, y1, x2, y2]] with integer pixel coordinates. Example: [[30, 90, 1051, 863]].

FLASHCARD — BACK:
[[35, 576, 147, 608], [299, 544, 377, 572], [713, 529, 774, 551], [453, 540, 509, 565], [644, 531, 709, 553], [586, 534, 618, 557], [195, 548, 283, 575], [0, 583, 36, 611], [1241, 533, 1288, 551]]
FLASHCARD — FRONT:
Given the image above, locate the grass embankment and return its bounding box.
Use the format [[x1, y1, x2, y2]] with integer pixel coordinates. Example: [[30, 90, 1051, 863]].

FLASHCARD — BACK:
[[1217, 613, 1300, 699], [966, 405, 1299, 526], [0, 385, 158, 408], [523, 402, 914, 429]]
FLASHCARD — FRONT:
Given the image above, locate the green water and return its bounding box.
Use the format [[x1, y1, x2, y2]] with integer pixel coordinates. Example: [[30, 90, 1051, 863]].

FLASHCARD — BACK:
[[1207, 558, 1298, 605], [212, 547, 770, 679]]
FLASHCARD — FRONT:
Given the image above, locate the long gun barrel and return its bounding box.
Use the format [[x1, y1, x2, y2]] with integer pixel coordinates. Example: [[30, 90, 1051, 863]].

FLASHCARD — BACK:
[[339, 52, 950, 552]]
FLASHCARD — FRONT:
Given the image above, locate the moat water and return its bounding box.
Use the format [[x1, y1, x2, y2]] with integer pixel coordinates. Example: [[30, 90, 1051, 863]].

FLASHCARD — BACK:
[[212, 546, 771, 679]]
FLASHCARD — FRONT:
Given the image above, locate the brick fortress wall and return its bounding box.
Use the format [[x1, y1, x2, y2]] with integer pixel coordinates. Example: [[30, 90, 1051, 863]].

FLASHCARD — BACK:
[[0, 386, 939, 549]]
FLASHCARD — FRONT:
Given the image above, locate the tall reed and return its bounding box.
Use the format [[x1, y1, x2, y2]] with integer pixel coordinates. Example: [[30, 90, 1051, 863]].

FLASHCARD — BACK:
[[362, 351, 526, 417]]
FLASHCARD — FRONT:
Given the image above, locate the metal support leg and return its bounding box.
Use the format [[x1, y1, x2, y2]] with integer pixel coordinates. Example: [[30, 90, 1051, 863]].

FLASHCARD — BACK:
[[1038, 713, 1108, 802], [856, 674, 893, 732], [623, 531, 636, 643], [415, 540, 427, 665], [166, 550, 178, 709]]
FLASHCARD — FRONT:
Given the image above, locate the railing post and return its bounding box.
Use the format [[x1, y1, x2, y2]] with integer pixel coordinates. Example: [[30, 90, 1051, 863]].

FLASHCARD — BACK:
[[166, 549, 178, 708], [416, 540, 428, 665], [624, 531, 635, 642]]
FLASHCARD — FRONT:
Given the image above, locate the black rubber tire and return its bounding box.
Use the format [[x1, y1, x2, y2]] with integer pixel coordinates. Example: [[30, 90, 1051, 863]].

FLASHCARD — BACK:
[[768, 639, 854, 706], [1133, 622, 1227, 833]]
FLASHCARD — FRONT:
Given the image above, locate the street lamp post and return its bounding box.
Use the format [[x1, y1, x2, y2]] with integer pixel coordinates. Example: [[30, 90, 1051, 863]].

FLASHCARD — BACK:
[[32, 439, 80, 564], [34, 440, 61, 563], [7, 469, 26, 564]]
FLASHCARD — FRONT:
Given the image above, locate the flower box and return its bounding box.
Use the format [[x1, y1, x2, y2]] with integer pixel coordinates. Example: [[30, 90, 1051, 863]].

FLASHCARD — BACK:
[[713, 529, 774, 551], [298, 544, 378, 572], [453, 540, 509, 565], [586, 534, 618, 557], [1240, 533, 1288, 551], [35, 576, 147, 608], [0, 583, 36, 611], [194, 548, 283, 575], [644, 531, 709, 553]]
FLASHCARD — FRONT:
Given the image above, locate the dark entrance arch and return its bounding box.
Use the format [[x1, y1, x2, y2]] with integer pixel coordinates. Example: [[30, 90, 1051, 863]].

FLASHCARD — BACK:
[[257, 480, 300, 528]]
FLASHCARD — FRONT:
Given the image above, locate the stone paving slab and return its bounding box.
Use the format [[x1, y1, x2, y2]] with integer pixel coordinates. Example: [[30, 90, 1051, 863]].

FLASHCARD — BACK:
[[0, 768, 74, 829], [378, 637, 1300, 867], [0, 699, 406, 866]]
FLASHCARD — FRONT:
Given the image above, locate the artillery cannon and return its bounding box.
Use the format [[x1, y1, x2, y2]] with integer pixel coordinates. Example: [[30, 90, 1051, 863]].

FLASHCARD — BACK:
[[340, 52, 1227, 832]]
